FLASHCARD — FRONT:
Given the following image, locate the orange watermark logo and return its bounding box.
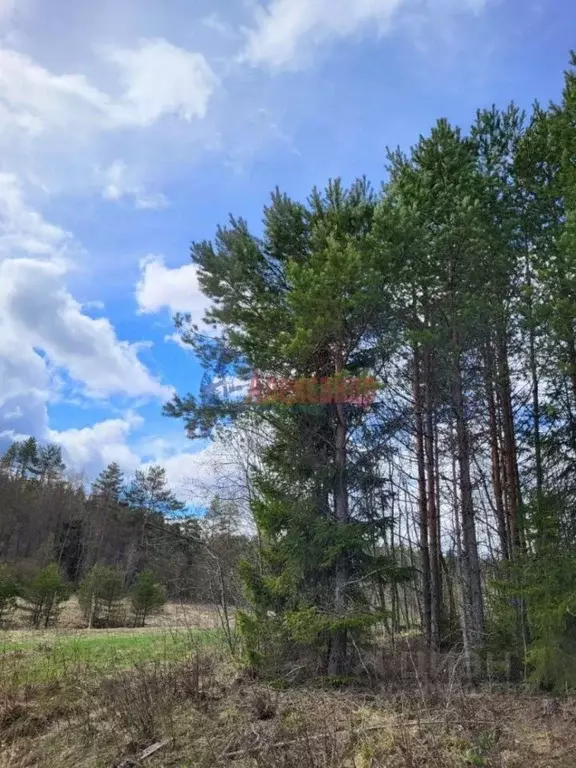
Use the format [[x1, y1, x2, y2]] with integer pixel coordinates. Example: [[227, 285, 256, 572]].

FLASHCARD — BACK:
[[247, 372, 378, 407]]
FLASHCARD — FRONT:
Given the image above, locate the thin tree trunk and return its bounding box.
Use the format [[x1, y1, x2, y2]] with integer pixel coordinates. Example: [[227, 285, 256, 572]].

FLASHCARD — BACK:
[[453, 340, 485, 679], [496, 328, 522, 551], [451, 424, 472, 683], [328, 358, 350, 676], [484, 341, 509, 559], [424, 345, 441, 651], [413, 344, 431, 648], [524, 259, 544, 496]]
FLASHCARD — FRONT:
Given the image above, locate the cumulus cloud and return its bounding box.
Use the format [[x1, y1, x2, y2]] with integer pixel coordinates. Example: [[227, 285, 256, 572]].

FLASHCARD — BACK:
[[0, 27, 219, 456], [0, 173, 71, 259], [0, 48, 112, 138], [153, 445, 220, 505], [0, 39, 217, 139], [0, 38, 218, 207], [136, 255, 211, 323], [48, 415, 143, 477], [242, 0, 490, 70], [147, 435, 253, 510], [0, 333, 51, 443], [0, 177, 172, 444], [0, 256, 172, 400]]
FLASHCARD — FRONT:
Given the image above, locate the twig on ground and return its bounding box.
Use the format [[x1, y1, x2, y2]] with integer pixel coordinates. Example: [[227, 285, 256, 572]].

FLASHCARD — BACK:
[[116, 739, 170, 767]]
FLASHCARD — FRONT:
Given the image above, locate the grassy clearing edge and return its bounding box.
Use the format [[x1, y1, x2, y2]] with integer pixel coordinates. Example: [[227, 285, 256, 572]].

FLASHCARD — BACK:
[[0, 627, 226, 685]]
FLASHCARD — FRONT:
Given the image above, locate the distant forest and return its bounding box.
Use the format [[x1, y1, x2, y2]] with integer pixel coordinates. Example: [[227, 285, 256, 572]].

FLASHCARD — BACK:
[[0, 437, 253, 622]]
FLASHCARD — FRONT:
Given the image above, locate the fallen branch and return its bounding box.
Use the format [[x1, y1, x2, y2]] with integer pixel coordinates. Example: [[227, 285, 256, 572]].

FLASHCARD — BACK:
[[117, 739, 170, 767]]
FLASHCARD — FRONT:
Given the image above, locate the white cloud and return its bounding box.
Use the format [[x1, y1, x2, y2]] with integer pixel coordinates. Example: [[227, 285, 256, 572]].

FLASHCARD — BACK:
[[0, 331, 51, 441], [48, 416, 221, 502], [48, 421, 221, 503], [101, 160, 168, 210], [242, 0, 490, 70], [49, 415, 143, 477], [146, 437, 249, 509], [0, 48, 112, 137], [0, 173, 71, 258], [136, 255, 211, 322], [242, 0, 402, 69], [105, 38, 218, 127], [202, 12, 240, 40], [0, 179, 172, 444], [0, 256, 172, 400], [155, 445, 219, 505], [0, 39, 217, 140], [0, 39, 218, 207]]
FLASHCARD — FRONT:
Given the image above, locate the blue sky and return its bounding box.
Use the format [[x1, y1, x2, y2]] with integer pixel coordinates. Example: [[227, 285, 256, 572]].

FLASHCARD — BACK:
[[0, 0, 572, 498]]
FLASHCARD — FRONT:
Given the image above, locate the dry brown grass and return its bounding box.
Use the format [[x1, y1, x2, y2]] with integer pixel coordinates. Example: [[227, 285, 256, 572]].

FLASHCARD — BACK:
[[2, 643, 576, 768], [7, 597, 222, 631]]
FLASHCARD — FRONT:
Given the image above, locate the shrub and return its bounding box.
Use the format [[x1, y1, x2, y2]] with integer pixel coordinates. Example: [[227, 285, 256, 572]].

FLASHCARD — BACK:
[[78, 565, 126, 628], [130, 570, 166, 627], [0, 565, 19, 626], [20, 564, 68, 628], [488, 494, 576, 690]]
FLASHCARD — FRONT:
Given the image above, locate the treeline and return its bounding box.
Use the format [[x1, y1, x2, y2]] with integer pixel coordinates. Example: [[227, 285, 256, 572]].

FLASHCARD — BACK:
[[0, 436, 254, 625], [167, 54, 576, 688]]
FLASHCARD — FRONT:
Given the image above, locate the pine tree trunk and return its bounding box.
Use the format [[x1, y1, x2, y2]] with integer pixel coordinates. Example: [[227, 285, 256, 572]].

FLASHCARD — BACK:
[[424, 346, 441, 651], [451, 434, 472, 683], [327, 382, 349, 677], [452, 341, 485, 679], [484, 342, 509, 559], [524, 258, 544, 495], [413, 344, 431, 648], [496, 329, 522, 551]]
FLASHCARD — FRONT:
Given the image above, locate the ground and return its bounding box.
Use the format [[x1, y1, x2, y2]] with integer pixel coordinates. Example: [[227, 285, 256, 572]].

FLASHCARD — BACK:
[[1, 602, 575, 767]]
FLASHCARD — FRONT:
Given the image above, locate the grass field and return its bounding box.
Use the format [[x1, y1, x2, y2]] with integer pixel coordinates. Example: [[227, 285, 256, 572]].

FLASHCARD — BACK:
[[0, 626, 222, 685]]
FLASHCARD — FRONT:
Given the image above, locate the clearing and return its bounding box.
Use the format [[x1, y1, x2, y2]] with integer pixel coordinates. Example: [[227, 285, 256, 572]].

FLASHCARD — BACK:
[[1, 613, 575, 767]]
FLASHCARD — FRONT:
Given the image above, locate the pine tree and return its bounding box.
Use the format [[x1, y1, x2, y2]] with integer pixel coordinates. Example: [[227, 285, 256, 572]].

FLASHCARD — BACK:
[[37, 444, 66, 482], [125, 464, 185, 577], [21, 564, 68, 629], [92, 462, 125, 503], [0, 442, 19, 474], [380, 120, 489, 674], [17, 437, 40, 479], [88, 463, 126, 568], [131, 570, 165, 627], [168, 179, 410, 676], [125, 465, 185, 518], [78, 565, 125, 628]]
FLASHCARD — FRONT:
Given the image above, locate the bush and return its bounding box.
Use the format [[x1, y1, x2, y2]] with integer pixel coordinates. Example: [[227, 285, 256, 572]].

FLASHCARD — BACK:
[[20, 564, 69, 629], [0, 565, 19, 626], [78, 565, 126, 628], [488, 495, 576, 690], [130, 570, 166, 627]]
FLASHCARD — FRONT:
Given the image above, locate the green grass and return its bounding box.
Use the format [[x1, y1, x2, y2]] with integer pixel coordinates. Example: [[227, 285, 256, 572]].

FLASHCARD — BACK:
[[0, 627, 222, 686]]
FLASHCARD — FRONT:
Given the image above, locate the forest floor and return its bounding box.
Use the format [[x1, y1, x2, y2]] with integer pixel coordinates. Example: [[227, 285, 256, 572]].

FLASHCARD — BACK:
[[1, 607, 575, 767]]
